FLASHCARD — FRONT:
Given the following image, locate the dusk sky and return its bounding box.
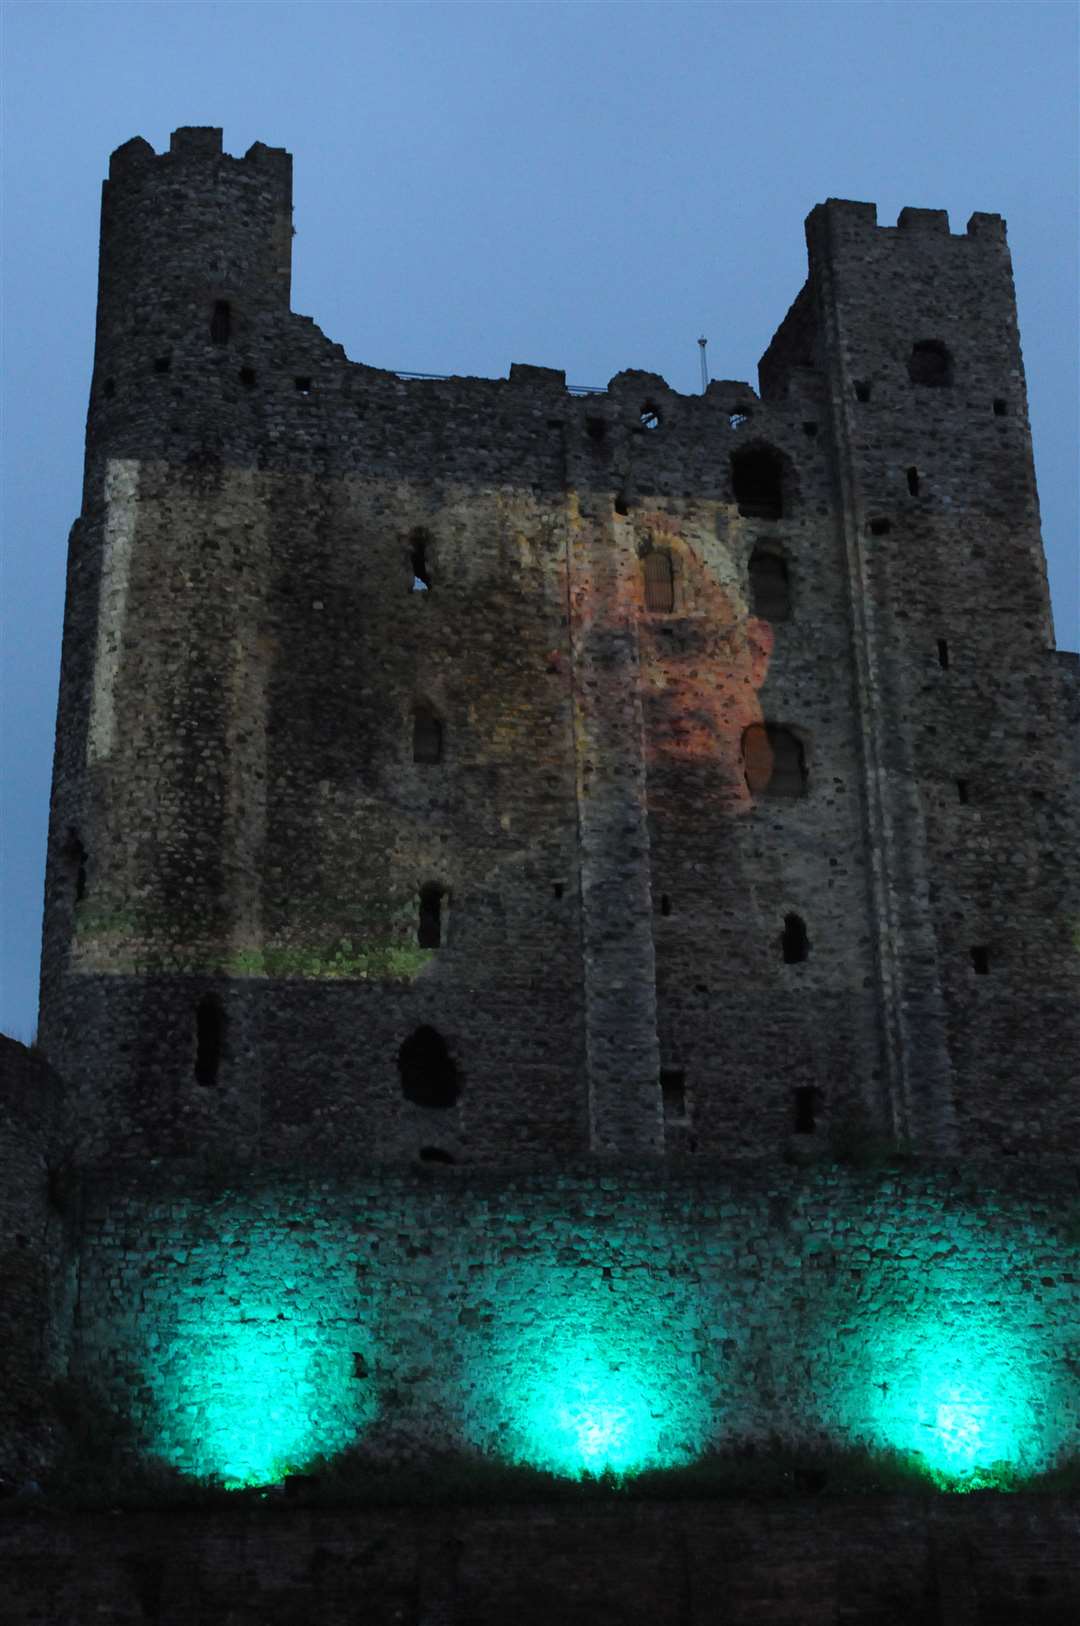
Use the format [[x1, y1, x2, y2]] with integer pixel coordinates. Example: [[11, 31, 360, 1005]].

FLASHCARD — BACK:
[[2, 0, 1077, 1037]]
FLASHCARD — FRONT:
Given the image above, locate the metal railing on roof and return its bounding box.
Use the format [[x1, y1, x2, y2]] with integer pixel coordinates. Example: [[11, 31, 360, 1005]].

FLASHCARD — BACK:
[[393, 370, 607, 395]]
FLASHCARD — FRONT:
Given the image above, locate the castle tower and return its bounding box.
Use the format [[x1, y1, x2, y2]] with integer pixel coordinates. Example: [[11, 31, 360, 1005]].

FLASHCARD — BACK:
[[39, 133, 1078, 1169]]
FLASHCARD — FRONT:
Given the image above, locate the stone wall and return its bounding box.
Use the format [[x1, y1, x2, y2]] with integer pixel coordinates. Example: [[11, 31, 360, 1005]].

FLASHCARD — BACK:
[[3, 1496, 1080, 1625], [0, 1036, 69, 1485], [73, 1163, 1079, 1488]]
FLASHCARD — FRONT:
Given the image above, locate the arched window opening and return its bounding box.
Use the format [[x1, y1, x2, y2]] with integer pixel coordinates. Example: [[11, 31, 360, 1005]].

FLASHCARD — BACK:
[[399, 1026, 460, 1108], [210, 300, 231, 345], [793, 1086, 817, 1134], [410, 531, 431, 592], [413, 706, 443, 765], [643, 548, 675, 613], [782, 913, 809, 964], [640, 403, 661, 431], [194, 994, 225, 1086], [743, 723, 807, 799], [908, 340, 953, 387], [731, 445, 784, 520], [748, 546, 791, 622], [418, 884, 444, 949]]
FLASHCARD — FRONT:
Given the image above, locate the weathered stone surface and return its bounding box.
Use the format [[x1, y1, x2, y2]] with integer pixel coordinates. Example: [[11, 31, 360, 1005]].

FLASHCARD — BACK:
[[2, 1497, 1080, 1625]]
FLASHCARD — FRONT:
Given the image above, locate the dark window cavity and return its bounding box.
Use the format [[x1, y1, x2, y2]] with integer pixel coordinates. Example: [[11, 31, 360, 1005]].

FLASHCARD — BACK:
[[729, 408, 752, 429], [194, 994, 225, 1086], [153, 354, 172, 374], [731, 444, 784, 520], [418, 884, 445, 949], [410, 530, 431, 592], [802, 421, 818, 437], [937, 639, 950, 670], [660, 1070, 687, 1121], [413, 706, 443, 765], [782, 912, 809, 964], [907, 466, 920, 496], [793, 1086, 817, 1134], [869, 517, 891, 536], [103, 377, 116, 398], [553, 882, 565, 900], [614, 492, 630, 517], [854, 380, 871, 403], [399, 1026, 460, 1108], [970, 945, 990, 975], [644, 548, 675, 613], [908, 340, 953, 387], [993, 398, 1008, 417], [660, 893, 672, 917], [586, 416, 607, 444], [419, 1145, 455, 1164], [210, 300, 231, 345], [957, 779, 969, 804], [748, 545, 791, 622], [743, 723, 807, 799], [65, 830, 88, 903], [640, 403, 661, 431], [294, 376, 312, 395], [239, 367, 256, 390]]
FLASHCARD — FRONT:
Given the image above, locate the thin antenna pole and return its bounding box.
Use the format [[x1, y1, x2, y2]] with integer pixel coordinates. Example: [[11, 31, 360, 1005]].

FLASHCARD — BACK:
[[698, 336, 709, 394]]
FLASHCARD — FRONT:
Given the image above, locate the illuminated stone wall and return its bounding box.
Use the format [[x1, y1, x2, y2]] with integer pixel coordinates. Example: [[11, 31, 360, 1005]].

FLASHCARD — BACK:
[[74, 1164, 1080, 1490]]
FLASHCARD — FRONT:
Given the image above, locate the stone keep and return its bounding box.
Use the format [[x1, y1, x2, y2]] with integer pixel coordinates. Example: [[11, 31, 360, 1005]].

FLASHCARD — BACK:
[[39, 127, 1078, 1170], [5, 129, 1080, 1591]]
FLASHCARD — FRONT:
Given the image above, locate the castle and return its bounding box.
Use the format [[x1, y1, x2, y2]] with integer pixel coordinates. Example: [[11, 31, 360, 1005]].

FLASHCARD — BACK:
[[2, 128, 1079, 1621]]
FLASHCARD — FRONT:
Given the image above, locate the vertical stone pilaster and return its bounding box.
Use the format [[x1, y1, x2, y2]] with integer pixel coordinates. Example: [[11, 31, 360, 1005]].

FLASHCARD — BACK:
[[565, 490, 662, 1155]]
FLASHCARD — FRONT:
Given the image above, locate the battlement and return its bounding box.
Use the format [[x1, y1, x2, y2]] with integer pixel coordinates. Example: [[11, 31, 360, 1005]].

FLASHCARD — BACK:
[[808, 196, 1007, 240], [108, 125, 291, 182]]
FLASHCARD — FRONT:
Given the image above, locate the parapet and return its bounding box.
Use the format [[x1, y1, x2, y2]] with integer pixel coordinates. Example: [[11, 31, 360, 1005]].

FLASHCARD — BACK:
[[108, 127, 291, 186], [806, 196, 1008, 242]]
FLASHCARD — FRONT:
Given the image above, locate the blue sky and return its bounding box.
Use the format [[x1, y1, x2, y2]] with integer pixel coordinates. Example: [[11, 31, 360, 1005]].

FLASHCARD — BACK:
[[2, 0, 1077, 1037]]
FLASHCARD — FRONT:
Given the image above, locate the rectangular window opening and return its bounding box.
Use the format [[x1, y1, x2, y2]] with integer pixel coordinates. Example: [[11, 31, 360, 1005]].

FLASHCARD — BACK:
[[793, 1086, 817, 1134], [957, 779, 969, 804], [660, 1070, 687, 1122], [937, 638, 950, 669], [970, 945, 990, 975]]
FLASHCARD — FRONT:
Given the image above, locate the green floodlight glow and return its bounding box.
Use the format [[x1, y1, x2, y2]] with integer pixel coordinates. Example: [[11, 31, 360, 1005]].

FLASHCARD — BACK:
[[135, 1212, 373, 1488], [519, 1342, 667, 1477], [861, 1320, 1048, 1488], [459, 1260, 710, 1479]]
